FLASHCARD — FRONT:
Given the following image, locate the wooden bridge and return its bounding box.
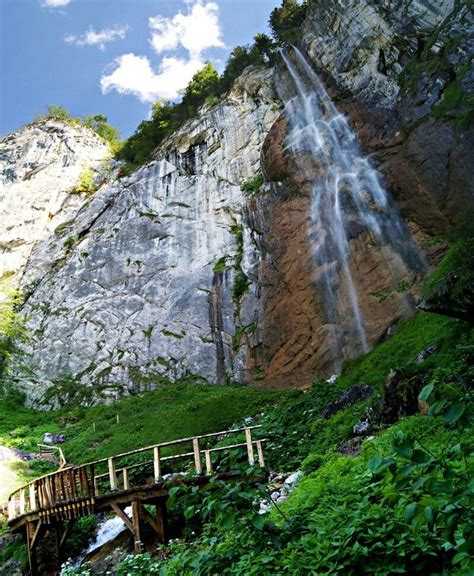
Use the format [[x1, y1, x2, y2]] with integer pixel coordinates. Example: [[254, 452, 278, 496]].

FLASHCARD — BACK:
[[7, 426, 267, 575]]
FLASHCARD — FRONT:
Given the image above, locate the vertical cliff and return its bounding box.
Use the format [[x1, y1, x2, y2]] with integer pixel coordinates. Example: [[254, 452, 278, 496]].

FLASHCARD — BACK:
[[0, 120, 110, 279], [14, 68, 279, 402], [3, 1, 472, 402]]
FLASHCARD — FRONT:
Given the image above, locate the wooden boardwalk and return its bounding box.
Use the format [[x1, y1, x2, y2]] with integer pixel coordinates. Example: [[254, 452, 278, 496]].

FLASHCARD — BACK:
[[7, 426, 267, 575]]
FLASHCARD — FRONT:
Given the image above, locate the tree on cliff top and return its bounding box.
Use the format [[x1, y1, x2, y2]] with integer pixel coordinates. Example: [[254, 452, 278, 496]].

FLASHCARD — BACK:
[[269, 0, 309, 45]]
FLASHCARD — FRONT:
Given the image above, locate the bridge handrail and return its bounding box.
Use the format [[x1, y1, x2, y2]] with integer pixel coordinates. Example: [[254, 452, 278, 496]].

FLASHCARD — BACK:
[[7, 425, 266, 522], [37, 444, 68, 468]]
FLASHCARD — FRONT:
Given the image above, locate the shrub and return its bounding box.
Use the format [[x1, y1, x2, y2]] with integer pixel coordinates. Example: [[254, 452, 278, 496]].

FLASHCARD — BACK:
[[241, 175, 264, 196], [420, 238, 474, 322], [72, 166, 98, 196], [0, 283, 27, 389]]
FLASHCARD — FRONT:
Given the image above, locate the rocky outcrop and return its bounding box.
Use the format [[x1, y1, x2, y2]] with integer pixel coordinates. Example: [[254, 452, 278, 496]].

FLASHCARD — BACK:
[[301, 0, 474, 242], [0, 120, 110, 279], [15, 68, 279, 402]]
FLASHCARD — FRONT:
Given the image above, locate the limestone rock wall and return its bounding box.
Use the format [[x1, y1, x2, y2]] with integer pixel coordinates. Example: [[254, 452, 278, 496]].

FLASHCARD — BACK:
[[3, 1, 473, 402], [16, 68, 279, 402], [301, 0, 474, 240], [0, 120, 110, 279]]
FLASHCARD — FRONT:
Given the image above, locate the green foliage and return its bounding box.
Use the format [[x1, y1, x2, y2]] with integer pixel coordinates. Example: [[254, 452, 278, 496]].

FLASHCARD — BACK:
[[241, 175, 264, 196], [213, 256, 228, 273], [136, 381, 472, 575], [269, 0, 309, 46], [218, 40, 270, 95], [0, 281, 27, 391], [337, 313, 469, 392], [115, 554, 161, 575], [39, 104, 70, 122], [82, 114, 121, 153], [60, 560, 92, 576], [181, 62, 219, 112], [71, 166, 98, 196], [0, 538, 28, 575], [117, 32, 276, 171], [63, 235, 77, 250], [231, 225, 250, 304], [117, 63, 220, 170], [399, 18, 473, 130], [0, 382, 284, 465], [62, 517, 97, 562], [420, 239, 474, 322]]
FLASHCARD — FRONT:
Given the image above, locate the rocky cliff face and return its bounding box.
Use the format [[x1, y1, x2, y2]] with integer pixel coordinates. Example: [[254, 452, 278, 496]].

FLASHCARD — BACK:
[[236, 0, 473, 388], [15, 68, 279, 402], [3, 1, 473, 403], [0, 120, 110, 279], [301, 0, 473, 241]]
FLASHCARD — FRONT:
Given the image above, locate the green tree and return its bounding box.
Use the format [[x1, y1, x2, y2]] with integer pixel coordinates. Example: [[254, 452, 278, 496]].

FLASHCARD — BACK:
[[182, 61, 219, 112], [269, 0, 309, 45], [0, 285, 27, 389], [45, 104, 70, 120], [82, 114, 121, 152], [251, 33, 275, 63]]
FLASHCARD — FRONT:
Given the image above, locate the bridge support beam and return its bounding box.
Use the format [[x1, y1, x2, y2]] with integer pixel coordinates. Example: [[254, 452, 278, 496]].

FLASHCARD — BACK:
[[112, 497, 168, 553], [26, 520, 42, 576], [132, 499, 143, 553]]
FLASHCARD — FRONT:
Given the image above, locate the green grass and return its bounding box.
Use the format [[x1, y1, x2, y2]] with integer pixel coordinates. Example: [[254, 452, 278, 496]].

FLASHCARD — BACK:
[[336, 312, 467, 391], [1, 383, 286, 467]]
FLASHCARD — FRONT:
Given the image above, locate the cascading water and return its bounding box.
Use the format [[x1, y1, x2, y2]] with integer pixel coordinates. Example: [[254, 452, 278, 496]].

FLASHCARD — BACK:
[[72, 507, 131, 567], [277, 47, 425, 368]]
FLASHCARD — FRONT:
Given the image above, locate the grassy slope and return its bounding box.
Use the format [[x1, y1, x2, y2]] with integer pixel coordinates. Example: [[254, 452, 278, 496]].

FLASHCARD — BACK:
[[0, 384, 287, 468], [144, 312, 473, 575]]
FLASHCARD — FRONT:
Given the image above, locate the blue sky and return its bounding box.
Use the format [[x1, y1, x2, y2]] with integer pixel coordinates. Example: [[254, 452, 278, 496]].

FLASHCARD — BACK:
[[0, 0, 280, 138]]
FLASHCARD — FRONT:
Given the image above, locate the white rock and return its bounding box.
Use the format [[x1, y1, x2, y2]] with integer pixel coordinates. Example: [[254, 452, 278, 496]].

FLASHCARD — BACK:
[[284, 470, 303, 486]]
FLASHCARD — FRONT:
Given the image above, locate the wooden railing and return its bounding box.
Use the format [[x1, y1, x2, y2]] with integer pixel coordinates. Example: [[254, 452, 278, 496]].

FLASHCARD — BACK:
[[38, 444, 68, 468], [8, 426, 266, 522]]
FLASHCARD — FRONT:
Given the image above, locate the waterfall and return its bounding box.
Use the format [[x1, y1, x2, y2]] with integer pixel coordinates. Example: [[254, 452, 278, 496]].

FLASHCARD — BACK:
[[72, 507, 131, 567], [277, 47, 425, 367]]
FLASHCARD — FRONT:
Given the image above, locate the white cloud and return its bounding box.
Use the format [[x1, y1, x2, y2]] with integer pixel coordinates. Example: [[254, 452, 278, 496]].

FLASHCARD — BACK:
[[149, 1, 224, 58], [100, 53, 203, 103], [41, 0, 70, 7], [65, 25, 129, 50], [100, 1, 225, 103]]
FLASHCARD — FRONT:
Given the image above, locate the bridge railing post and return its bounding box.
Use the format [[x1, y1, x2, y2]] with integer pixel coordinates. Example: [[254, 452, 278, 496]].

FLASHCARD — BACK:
[[29, 484, 36, 511], [193, 437, 202, 475], [256, 440, 265, 468], [123, 468, 130, 490], [245, 428, 255, 467], [204, 450, 212, 475], [8, 495, 16, 520], [19, 489, 26, 515], [154, 447, 162, 483], [108, 457, 118, 491]]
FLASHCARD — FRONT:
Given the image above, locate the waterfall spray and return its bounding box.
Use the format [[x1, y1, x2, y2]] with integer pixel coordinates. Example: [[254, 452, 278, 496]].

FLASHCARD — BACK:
[[277, 47, 425, 367]]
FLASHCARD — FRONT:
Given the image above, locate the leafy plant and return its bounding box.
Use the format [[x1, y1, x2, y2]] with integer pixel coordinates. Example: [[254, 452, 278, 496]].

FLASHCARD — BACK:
[[269, 0, 309, 46], [241, 175, 264, 196], [72, 166, 98, 196]]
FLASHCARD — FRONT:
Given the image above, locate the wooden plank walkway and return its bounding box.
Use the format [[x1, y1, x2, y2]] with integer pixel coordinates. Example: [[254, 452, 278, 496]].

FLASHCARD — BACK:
[[7, 426, 267, 575]]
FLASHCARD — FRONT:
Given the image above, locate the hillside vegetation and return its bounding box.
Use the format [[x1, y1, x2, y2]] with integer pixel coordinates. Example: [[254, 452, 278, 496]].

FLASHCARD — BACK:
[[1, 306, 472, 574]]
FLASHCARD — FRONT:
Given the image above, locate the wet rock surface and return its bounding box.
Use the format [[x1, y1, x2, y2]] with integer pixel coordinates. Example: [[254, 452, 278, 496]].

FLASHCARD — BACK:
[[301, 1, 474, 240], [323, 384, 375, 419]]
